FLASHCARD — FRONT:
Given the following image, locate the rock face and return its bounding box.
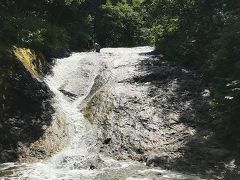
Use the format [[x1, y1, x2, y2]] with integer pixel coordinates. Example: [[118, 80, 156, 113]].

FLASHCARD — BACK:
[[0, 46, 67, 163], [81, 47, 240, 179]]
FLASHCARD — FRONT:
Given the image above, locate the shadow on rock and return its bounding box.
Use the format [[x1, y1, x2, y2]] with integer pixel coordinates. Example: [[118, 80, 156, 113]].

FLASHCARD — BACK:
[[0, 49, 54, 163], [130, 52, 240, 179]]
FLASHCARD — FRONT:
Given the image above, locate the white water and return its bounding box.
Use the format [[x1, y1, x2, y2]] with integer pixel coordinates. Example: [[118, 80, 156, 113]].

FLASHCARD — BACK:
[[0, 47, 204, 180]]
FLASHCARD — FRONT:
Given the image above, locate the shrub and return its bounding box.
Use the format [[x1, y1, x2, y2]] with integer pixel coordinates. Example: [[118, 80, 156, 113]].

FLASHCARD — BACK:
[[0, 16, 69, 57]]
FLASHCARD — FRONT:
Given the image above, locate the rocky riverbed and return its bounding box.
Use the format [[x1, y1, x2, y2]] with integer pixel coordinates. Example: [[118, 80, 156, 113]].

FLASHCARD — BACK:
[[1, 47, 240, 180], [81, 47, 240, 179]]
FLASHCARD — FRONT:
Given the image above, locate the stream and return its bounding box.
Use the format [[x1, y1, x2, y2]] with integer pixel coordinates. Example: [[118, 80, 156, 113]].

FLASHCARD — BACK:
[[0, 47, 204, 180]]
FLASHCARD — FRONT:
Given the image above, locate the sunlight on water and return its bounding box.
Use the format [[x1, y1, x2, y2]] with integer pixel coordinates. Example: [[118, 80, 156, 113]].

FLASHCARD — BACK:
[[0, 47, 204, 180]]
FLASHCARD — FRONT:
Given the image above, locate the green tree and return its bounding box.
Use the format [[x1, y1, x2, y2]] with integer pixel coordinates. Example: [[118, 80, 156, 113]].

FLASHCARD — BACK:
[[145, 0, 240, 147], [95, 0, 146, 47]]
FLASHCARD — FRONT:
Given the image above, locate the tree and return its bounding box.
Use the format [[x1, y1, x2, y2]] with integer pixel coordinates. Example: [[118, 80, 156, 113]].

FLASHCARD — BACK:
[[95, 0, 145, 47], [144, 0, 240, 147]]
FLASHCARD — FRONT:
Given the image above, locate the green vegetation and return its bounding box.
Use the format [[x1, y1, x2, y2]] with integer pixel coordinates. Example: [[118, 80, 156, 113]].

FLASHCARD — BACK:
[[0, 0, 84, 57], [0, 0, 148, 56], [95, 0, 147, 46], [144, 0, 240, 147], [1, 0, 240, 148]]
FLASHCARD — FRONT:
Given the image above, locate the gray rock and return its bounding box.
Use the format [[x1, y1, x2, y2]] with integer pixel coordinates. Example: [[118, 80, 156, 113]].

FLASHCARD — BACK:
[[146, 154, 170, 167]]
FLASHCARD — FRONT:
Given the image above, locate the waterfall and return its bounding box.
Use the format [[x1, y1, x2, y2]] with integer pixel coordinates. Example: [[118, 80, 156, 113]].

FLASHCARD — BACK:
[[0, 48, 203, 180]]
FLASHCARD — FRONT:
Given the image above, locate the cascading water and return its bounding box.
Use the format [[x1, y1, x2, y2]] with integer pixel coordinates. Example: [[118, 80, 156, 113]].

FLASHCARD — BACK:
[[0, 47, 204, 180]]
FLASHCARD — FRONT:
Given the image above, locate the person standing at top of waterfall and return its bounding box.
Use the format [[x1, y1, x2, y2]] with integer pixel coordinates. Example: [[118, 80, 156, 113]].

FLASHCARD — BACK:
[[94, 42, 101, 53]]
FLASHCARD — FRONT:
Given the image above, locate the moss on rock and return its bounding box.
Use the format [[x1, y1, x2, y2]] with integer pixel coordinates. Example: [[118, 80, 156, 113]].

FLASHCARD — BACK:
[[12, 47, 46, 79]]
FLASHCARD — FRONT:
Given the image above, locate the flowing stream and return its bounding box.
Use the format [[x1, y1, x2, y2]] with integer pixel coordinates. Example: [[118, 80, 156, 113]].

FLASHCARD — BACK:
[[0, 47, 204, 180]]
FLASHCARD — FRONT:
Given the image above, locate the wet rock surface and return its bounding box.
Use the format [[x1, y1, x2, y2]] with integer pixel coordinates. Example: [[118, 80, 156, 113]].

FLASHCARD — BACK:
[[82, 47, 240, 179], [0, 47, 64, 163]]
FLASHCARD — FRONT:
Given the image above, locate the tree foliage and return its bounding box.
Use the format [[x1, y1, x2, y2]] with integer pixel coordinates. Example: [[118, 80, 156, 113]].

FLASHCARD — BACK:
[[0, 0, 149, 53], [95, 0, 145, 46], [145, 0, 240, 146]]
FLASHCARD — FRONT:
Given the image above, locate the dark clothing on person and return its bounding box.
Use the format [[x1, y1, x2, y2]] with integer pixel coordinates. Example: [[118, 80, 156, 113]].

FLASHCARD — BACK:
[[94, 43, 101, 53]]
